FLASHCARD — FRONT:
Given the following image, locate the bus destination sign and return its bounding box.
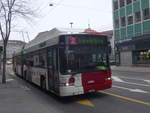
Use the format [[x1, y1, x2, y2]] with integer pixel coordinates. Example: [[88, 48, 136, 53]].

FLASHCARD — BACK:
[[68, 36, 104, 45]]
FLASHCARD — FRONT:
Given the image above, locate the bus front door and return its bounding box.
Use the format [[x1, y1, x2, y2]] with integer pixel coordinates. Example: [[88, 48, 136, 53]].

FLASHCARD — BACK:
[[48, 48, 59, 94]]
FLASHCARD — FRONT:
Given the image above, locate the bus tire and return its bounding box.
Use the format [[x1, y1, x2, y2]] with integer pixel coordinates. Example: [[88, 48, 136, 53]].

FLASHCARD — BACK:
[[40, 76, 46, 90]]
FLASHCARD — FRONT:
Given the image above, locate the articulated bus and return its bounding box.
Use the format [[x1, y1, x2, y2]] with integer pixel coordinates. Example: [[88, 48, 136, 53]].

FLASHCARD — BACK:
[[13, 28, 112, 96]]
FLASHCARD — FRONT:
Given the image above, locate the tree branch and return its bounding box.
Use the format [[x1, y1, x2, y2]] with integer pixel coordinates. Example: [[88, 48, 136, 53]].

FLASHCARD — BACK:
[[0, 0, 7, 21], [0, 0, 36, 84], [0, 23, 5, 41]]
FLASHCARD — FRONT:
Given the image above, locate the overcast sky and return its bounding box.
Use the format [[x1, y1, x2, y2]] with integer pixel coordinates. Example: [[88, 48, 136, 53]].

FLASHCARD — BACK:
[[9, 0, 113, 42]]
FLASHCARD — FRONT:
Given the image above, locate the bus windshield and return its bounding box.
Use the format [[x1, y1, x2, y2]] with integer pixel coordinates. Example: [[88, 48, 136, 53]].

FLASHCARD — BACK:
[[59, 34, 109, 74]]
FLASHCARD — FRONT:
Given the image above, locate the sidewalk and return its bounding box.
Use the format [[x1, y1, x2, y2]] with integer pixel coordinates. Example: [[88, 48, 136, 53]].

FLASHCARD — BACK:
[[111, 65, 150, 73], [0, 71, 45, 113]]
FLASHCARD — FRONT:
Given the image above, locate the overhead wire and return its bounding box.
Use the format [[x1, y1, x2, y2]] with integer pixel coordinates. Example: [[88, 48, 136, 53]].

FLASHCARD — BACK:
[[41, 0, 112, 19], [51, 2, 112, 14], [41, 0, 65, 18]]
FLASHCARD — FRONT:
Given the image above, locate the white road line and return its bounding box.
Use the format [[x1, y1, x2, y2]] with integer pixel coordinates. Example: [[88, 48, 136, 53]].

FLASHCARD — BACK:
[[122, 82, 150, 87], [115, 76, 150, 84], [113, 85, 150, 94], [112, 76, 150, 87], [144, 80, 150, 83], [6, 79, 14, 82], [113, 76, 150, 82], [112, 76, 124, 82], [114, 76, 143, 81]]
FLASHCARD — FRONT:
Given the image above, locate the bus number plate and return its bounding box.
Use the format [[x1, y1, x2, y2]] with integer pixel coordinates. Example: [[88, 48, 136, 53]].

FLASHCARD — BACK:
[[88, 80, 94, 84], [88, 89, 95, 92]]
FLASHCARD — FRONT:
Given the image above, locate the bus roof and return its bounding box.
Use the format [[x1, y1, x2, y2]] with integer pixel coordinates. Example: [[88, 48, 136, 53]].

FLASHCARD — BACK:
[[14, 28, 107, 55], [24, 28, 87, 49]]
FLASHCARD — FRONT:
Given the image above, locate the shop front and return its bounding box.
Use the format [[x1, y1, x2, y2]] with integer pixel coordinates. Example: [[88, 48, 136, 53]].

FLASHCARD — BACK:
[[115, 35, 150, 66], [133, 50, 150, 64]]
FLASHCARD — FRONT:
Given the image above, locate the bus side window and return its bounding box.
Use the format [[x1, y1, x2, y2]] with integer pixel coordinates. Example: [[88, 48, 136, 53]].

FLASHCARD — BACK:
[[27, 55, 34, 67], [48, 50, 53, 67], [30, 61, 33, 66], [33, 55, 39, 66], [30, 57, 33, 66], [39, 51, 47, 68]]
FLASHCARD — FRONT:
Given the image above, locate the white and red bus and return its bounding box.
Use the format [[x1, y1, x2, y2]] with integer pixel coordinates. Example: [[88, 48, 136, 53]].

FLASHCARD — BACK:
[[13, 28, 112, 96]]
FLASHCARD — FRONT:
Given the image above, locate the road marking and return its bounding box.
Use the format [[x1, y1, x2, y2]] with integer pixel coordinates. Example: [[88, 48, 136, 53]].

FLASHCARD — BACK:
[[75, 99, 94, 107], [6, 78, 14, 82], [112, 76, 124, 82], [99, 91, 150, 106], [114, 76, 145, 81], [113, 85, 150, 94], [144, 80, 150, 83], [114, 76, 150, 83], [120, 81, 150, 87], [112, 76, 150, 87]]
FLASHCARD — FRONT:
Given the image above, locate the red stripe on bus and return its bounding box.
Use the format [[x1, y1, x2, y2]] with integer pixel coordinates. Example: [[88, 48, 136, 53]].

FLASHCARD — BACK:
[[82, 71, 112, 93]]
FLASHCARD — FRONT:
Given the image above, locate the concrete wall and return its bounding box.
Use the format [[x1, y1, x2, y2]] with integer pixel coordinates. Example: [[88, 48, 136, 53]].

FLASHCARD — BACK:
[[113, 0, 150, 41], [0, 40, 25, 59], [120, 51, 132, 66]]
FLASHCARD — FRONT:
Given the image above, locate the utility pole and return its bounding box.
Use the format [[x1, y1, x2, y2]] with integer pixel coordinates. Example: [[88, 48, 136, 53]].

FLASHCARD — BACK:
[[70, 22, 73, 28], [88, 19, 91, 29]]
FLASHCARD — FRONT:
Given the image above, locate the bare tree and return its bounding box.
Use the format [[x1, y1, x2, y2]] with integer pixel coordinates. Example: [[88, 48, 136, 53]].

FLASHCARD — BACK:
[[0, 0, 35, 83]]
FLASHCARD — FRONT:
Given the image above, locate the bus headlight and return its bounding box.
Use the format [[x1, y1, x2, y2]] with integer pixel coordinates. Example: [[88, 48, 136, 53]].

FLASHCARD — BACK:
[[105, 77, 112, 80], [64, 83, 70, 86], [64, 77, 75, 86]]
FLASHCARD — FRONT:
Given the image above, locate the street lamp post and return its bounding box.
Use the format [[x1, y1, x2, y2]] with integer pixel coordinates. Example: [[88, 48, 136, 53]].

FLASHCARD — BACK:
[[70, 22, 73, 28], [49, 3, 53, 6]]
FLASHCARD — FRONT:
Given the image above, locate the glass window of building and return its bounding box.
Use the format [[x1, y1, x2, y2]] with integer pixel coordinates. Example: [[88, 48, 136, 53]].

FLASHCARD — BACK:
[[135, 11, 141, 22], [134, 50, 150, 64], [114, 1, 119, 10], [121, 16, 126, 26], [120, 0, 125, 8], [126, 0, 132, 5], [143, 8, 150, 20], [115, 19, 120, 28], [127, 15, 133, 25]]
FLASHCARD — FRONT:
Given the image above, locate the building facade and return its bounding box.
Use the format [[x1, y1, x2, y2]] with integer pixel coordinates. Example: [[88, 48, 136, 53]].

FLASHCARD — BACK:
[[0, 40, 26, 59], [113, 0, 150, 66], [102, 30, 116, 64], [102, 30, 114, 55]]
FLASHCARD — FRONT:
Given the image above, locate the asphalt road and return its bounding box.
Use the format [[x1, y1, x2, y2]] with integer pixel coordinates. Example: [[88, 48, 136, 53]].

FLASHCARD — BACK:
[[3, 65, 150, 113]]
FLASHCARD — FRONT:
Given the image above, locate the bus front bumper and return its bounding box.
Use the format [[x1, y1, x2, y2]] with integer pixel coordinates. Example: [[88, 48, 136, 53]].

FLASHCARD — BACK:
[[59, 86, 84, 97]]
